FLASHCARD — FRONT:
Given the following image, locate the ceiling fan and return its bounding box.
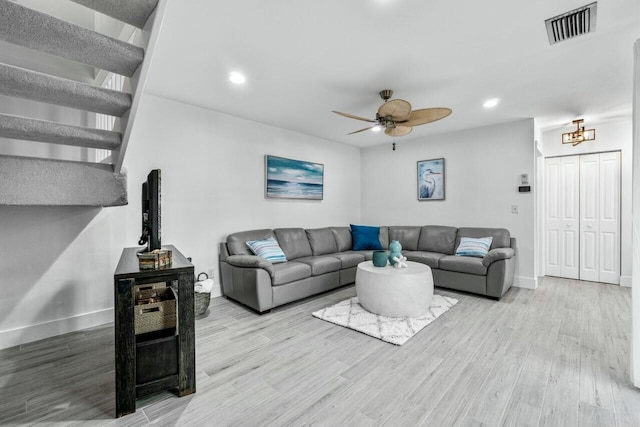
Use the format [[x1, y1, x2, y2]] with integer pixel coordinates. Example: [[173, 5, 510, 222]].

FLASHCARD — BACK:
[[332, 89, 452, 137]]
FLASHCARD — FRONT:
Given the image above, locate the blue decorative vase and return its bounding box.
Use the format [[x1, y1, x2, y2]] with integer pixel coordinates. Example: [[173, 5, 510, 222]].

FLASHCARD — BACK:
[[388, 240, 402, 265], [372, 250, 388, 267]]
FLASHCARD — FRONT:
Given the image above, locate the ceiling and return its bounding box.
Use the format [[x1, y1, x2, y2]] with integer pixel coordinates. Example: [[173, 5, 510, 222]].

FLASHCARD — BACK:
[[144, 0, 640, 148]]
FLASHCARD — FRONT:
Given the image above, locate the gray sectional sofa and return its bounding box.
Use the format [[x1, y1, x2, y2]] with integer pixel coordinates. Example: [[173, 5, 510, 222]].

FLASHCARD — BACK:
[[219, 226, 516, 313]]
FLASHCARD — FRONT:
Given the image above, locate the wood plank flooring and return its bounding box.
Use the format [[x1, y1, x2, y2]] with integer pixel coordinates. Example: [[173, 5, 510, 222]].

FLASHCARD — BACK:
[[1, 276, 639, 426]]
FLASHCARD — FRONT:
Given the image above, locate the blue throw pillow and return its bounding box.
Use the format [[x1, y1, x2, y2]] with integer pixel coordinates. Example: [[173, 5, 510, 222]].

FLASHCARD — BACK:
[[350, 224, 382, 251], [455, 237, 493, 258], [246, 237, 287, 263]]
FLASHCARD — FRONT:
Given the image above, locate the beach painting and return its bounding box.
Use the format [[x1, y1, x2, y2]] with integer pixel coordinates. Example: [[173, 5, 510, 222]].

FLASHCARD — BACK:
[[417, 158, 445, 201], [265, 155, 324, 200]]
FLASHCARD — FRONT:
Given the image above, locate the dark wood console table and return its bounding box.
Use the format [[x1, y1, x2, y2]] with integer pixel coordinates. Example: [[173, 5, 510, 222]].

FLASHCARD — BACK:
[[113, 245, 195, 418]]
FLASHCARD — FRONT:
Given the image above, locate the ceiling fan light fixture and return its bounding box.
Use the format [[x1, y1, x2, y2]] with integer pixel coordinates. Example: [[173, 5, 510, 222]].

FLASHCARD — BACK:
[[332, 89, 452, 137], [483, 98, 500, 108]]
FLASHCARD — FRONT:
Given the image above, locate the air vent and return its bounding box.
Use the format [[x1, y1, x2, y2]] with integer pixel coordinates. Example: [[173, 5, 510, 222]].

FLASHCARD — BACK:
[[545, 2, 597, 45]]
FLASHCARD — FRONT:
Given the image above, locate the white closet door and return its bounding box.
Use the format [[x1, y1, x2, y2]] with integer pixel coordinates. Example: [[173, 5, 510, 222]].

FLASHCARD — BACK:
[[598, 152, 621, 284], [545, 158, 562, 277], [545, 156, 580, 279], [580, 154, 600, 282]]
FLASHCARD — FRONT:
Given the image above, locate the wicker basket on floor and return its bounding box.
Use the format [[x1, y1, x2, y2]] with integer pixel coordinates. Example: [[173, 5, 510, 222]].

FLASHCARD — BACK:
[[195, 272, 211, 316]]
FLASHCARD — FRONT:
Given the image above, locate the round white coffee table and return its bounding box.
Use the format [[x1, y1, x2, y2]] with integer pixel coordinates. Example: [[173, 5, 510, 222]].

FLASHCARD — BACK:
[[355, 261, 433, 317]]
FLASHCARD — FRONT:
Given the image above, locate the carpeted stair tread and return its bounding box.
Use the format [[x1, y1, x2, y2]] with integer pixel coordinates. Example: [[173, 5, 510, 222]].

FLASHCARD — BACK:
[[0, 154, 127, 206], [0, 114, 121, 150], [0, 64, 131, 116], [0, 0, 143, 77], [71, 0, 158, 29]]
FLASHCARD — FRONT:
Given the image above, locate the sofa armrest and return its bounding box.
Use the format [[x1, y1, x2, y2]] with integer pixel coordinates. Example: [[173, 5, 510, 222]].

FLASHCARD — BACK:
[[482, 248, 515, 267], [226, 255, 274, 276]]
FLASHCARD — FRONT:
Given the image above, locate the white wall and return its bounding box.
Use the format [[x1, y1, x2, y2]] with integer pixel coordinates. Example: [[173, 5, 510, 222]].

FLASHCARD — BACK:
[[0, 93, 361, 349], [539, 117, 633, 286], [360, 119, 537, 288], [631, 38, 639, 388], [123, 94, 362, 288]]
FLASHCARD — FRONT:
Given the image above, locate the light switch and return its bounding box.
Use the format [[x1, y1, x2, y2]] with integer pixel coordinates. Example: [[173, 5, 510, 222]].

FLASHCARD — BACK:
[[511, 205, 519, 214]]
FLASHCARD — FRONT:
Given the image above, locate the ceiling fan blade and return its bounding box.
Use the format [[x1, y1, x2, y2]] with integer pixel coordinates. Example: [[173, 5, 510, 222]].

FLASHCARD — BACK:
[[400, 108, 452, 126], [332, 110, 376, 123], [384, 126, 412, 137], [348, 126, 375, 135], [377, 99, 412, 121]]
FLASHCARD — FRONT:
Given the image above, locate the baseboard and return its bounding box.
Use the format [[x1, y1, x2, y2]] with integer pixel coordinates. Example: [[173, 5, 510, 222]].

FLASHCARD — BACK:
[[211, 283, 222, 298], [513, 276, 538, 290], [0, 308, 113, 350], [620, 276, 632, 288]]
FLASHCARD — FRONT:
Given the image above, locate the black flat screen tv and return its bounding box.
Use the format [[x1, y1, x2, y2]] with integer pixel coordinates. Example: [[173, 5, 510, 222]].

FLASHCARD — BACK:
[[138, 169, 161, 252]]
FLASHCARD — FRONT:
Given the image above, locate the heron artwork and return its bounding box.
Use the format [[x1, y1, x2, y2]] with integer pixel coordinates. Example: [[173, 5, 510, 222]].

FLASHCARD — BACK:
[[418, 159, 445, 200]]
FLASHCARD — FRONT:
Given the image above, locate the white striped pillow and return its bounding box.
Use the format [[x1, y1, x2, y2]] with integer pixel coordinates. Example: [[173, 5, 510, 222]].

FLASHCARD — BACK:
[[455, 237, 493, 258], [246, 237, 287, 263]]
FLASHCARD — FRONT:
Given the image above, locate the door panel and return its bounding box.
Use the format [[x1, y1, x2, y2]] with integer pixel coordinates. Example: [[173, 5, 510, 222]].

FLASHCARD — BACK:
[[545, 156, 579, 279], [561, 157, 580, 279], [598, 152, 620, 284], [545, 158, 561, 277], [580, 154, 600, 282]]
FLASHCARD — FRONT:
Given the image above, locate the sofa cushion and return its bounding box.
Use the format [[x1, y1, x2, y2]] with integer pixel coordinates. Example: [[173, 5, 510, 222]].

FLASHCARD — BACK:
[[404, 251, 446, 269], [418, 226, 458, 255], [456, 227, 511, 250], [271, 261, 312, 286], [388, 226, 422, 251], [379, 226, 390, 250], [331, 252, 365, 269], [439, 255, 487, 275], [274, 228, 313, 260], [246, 236, 287, 263], [353, 250, 375, 260], [295, 256, 342, 276], [306, 228, 338, 255], [330, 227, 352, 252], [455, 237, 493, 258], [226, 229, 275, 255], [350, 224, 382, 250]]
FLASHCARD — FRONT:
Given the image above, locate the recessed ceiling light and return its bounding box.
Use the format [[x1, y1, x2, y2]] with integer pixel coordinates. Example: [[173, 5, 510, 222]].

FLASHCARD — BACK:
[[228, 71, 246, 84], [483, 98, 500, 108]]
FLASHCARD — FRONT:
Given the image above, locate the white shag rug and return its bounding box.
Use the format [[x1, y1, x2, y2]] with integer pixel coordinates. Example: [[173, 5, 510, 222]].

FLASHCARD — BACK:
[[312, 295, 458, 346]]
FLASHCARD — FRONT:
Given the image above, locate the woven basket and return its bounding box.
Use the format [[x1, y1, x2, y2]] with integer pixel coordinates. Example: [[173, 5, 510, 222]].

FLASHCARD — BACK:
[[195, 272, 211, 316], [135, 286, 176, 335], [134, 282, 166, 300]]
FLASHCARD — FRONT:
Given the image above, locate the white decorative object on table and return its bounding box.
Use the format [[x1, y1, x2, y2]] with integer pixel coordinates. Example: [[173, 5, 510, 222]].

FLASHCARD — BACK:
[[392, 255, 408, 269]]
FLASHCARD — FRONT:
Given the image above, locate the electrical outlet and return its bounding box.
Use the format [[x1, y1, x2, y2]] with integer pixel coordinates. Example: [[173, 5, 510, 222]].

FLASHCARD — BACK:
[[208, 268, 215, 278], [511, 205, 519, 214]]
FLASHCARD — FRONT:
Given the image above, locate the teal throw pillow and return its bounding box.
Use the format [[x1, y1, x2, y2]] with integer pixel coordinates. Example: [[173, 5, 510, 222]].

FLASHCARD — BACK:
[[246, 237, 287, 263], [455, 237, 493, 258], [350, 224, 382, 251]]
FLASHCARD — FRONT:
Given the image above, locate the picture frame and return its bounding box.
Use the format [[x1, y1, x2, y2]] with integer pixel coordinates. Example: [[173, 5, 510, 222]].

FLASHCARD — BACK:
[[417, 158, 445, 201], [265, 155, 324, 200]]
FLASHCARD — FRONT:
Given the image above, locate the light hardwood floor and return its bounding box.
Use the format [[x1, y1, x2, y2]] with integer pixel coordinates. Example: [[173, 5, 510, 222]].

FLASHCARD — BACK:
[[1, 276, 639, 426]]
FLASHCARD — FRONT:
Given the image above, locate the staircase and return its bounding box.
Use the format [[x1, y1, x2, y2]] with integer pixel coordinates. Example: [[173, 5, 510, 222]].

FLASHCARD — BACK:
[[0, 0, 166, 206]]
